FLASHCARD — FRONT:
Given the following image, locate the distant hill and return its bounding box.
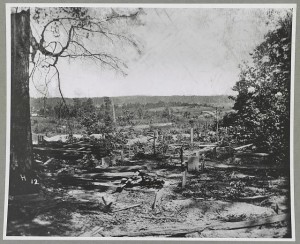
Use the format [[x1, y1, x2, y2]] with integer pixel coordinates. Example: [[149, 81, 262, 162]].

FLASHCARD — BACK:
[[93, 95, 233, 106], [30, 95, 233, 111]]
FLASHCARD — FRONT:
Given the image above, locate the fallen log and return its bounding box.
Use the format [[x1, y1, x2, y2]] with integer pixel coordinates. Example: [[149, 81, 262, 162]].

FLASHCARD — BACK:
[[107, 213, 289, 237], [209, 213, 289, 230], [112, 203, 142, 213], [43, 158, 54, 165], [205, 162, 276, 170], [10, 193, 44, 202], [65, 180, 120, 192], [33, 147, 91, 154], [237, 195, 272, 202], [233, 144, 253, 151], [105, 165, 149, 172], [105, 224, 207, 237], [193, 197, 205, 200], [124, 188, 156, 193], [197, 144, 217, 148], [140, 215, 177, 221], [33, 143, 109, 159], [235, 152, 269, 157], [33, 147, 91, 160], [102, 172, 136, 178], [77, 147, 88, 151]]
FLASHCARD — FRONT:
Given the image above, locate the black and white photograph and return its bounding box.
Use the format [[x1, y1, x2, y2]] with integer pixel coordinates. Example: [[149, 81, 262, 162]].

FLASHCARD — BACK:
[[4, 3, 296, 240]]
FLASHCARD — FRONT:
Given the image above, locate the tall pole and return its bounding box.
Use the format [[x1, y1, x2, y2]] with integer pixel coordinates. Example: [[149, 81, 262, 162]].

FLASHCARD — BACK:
[[111, 98, 116, 124], [190, 126, 194, 145], [153, 130, 158, 155], [216, 107, 219, 143], [43, 96, 47, 118]]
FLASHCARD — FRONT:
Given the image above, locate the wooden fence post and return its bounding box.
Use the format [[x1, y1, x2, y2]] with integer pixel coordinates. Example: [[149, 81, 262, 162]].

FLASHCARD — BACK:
[[120, 150, 124, 162], [182, 162, 187, 188], [190, 127, 194, 145]]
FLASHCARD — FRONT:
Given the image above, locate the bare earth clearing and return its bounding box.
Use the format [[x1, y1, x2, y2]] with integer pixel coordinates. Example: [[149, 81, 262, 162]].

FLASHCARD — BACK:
[[7, 153, 291, 238]]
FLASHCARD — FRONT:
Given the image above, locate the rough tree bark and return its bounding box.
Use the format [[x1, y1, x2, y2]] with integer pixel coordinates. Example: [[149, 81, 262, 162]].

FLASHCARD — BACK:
[[10, 10, 36, 195]]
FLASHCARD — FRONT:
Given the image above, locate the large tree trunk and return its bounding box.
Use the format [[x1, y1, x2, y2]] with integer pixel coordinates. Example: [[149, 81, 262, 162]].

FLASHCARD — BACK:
[[10, 10, 36, 195]]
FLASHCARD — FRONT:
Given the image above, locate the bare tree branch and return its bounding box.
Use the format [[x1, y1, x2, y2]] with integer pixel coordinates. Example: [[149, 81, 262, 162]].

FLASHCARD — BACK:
[[61, 40, 126, 73], [29, 7, 143, 135], [51, 64, 73, 135]]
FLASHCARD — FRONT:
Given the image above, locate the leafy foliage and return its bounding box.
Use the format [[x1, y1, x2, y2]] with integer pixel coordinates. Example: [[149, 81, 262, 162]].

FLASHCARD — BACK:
[[229, 11, 292, 163]]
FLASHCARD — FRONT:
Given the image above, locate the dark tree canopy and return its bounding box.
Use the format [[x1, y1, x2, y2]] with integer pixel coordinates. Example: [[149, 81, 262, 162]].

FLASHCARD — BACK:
[[229, 11, 292, 163]]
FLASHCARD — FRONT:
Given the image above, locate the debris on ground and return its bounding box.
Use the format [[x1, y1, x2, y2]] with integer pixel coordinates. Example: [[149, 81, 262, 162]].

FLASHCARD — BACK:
[[7, 138, 291, 238]]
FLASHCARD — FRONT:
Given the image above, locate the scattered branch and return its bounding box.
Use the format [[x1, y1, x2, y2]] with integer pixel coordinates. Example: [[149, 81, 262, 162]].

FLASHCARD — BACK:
[[112, 203, 142, 213]]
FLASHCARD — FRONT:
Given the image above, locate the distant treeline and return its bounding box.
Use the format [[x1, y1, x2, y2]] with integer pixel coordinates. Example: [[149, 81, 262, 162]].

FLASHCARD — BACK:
[[31, 95, 233, 111]]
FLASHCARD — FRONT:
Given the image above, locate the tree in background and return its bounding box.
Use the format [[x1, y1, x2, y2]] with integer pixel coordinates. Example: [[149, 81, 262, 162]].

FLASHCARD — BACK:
[[229, 11, 292, 164], [103, 97, 113, 133], [137, 106, 144, 120], [82, 98, 95, 114], [70, 98, 82, 117]]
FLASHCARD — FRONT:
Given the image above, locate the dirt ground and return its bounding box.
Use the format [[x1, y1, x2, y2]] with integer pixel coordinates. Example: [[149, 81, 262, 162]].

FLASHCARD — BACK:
[[6, 157, 291, 238]]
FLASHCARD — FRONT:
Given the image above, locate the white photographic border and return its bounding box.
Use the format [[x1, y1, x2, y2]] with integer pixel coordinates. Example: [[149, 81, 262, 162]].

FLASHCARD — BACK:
[[3, 3, 297, 241]]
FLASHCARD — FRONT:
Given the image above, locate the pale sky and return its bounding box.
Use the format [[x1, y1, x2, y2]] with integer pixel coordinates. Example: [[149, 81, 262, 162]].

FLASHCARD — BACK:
[[29, 7, 290, 98]]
